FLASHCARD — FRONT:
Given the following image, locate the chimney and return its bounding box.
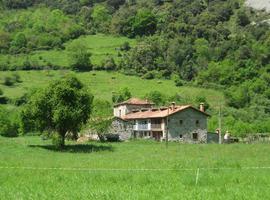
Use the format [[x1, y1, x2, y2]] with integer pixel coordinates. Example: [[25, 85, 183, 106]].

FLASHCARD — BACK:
[[199, 103, 205, 112], [171, 102, 176, 111]]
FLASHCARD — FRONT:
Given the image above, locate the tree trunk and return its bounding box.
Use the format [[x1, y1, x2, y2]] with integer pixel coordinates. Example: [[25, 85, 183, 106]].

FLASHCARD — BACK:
[[71, 131, 78, 141], [59, 132, 66, 148], [98, 134, 106, 142]]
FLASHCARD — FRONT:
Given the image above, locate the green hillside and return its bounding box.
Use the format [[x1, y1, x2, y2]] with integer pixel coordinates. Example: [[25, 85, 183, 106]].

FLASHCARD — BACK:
[[0, 70, 224, 104], [0, 34, 136, 68], [0, 0, 269, 137]]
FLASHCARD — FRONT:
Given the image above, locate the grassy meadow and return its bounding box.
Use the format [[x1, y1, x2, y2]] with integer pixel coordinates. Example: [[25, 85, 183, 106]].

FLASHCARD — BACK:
[[1, 136, 270, 199], [0, 34, 136, 67], [0, 70, 224, 105]]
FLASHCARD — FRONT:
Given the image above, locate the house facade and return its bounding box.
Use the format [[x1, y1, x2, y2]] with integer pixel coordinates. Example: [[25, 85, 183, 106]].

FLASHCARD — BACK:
[[110, 98, 210, 143]]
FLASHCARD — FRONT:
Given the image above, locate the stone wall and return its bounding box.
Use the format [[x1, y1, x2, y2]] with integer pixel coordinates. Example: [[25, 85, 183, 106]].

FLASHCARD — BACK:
[[167, 108, 208, 143], [109, 118, 133, 140]]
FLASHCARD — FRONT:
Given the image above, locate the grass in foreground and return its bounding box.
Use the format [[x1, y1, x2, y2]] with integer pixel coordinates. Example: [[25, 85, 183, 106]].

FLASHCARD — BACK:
[[0, 136, 270, 199]]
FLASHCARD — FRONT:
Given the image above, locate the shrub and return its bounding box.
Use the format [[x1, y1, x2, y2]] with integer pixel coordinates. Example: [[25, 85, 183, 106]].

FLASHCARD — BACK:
[[3, 76, 15, 86], [105, 134, 120, 142], [68, 41, 92, 71], [175, 78, 184, 87], [142, 71, 155, 79], [14, 93, 28, 106], [120, 42, 131, 51], [112, 87, 131, 103], [0, 107, 19, 137], [144, 91, 166, 106], [102, 57, 116, 71]]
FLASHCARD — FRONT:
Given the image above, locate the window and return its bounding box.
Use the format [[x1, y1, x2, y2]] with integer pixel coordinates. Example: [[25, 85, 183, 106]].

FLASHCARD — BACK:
[[119, 110, 122, 117], [179, 120, 183, 125], [179, 134, 183, 139], [196, 120, 199, 127], [193, 133, 198, 140]]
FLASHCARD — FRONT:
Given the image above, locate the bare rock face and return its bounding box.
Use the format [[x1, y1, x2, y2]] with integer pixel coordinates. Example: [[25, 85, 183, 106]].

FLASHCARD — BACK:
[[245, 0, 270, 12]]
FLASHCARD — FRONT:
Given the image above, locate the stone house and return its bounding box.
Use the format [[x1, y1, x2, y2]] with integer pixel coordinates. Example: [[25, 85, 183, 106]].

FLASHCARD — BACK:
[[110, 98, 210, 143]]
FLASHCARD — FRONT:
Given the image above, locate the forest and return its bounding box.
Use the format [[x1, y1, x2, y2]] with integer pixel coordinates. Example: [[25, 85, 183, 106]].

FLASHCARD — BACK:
[[0, 0, 270, 137]]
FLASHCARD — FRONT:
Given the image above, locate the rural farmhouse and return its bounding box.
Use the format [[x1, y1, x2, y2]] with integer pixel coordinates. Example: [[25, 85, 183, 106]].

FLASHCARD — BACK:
[[110, 98, 210, 143]]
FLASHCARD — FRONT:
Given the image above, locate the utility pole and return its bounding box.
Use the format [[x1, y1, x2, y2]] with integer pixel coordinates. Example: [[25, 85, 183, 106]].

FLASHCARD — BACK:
[[218, 104, 222, 144], [166, 106, 169, 149]]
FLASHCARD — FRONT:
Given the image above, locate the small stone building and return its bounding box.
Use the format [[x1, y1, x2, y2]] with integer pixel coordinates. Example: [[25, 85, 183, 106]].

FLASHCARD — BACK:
[[110, 98, 210, 143]]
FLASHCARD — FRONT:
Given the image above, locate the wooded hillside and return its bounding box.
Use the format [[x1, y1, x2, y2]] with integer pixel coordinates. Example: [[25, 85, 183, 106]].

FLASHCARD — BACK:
[[0, 0, 269, 136]]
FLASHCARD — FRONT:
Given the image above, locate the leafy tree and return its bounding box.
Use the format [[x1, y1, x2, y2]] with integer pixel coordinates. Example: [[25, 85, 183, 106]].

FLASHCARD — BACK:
[[102, 57, 117, 70], [10, 32, 27, 53], [112, 87, 131, 103], [2, 0, 33, 9], [0, 31, 11, 53], [91, 4, 111, 32], [21, 76, 93, 148], [67, 41, 92, 71], [130, 9, 157, 37], [0, 106, 19, 137], [236, 10, 250, 27], [144, 90, 166, 106]]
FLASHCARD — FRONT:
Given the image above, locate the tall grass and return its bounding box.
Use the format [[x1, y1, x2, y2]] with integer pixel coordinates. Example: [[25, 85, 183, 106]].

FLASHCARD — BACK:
[[0, 136, 270, 199]]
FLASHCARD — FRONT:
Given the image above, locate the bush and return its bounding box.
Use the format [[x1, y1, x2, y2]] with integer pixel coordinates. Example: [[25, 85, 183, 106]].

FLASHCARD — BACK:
[[14, 93, 28, 106], [68, 41, 92, 71], [236, 11, 250, 27], [0, 107, 19, 137], [175, 78, 184, 87], [112, 87, 131, 103], [120, 42, 131, 51], [102, 57, 116, 71], [142, 71, 155, 79], [3, 76, 15, 86], [144, 91, 166, 106], [105, 134, 120, 142]]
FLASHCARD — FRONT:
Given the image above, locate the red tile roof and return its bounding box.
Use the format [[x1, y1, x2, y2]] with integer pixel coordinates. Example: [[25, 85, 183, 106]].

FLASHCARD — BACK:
[[122, 105, 210, 120], [114, 98, 154, 107]]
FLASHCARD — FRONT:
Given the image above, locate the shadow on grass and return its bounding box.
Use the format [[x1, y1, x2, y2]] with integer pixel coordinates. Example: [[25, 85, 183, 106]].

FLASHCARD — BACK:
[[28, 143, 113, 153]]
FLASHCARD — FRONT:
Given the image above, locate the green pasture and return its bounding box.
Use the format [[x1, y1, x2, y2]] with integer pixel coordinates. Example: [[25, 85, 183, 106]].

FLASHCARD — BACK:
[[0, 34, 136, 67], [0, 70, 224, 107], [0, 136, 270, 199]]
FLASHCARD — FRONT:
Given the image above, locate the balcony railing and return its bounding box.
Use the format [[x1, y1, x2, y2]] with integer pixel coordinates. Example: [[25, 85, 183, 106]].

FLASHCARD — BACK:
[[133, 123, 162, 131], [151, 124, 162, 129], [138, 124, 149, 130]]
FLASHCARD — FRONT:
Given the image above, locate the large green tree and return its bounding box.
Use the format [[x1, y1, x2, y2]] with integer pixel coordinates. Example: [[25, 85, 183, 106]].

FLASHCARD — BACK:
[[21, 76, 93, 147]]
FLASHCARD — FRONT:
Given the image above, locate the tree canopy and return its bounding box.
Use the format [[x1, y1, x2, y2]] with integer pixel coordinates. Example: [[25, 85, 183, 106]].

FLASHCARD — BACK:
[[21, 76, 94, 147]]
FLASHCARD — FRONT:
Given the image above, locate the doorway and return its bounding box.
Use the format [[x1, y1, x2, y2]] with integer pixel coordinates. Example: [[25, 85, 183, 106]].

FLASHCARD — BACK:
[[152, 131, 162, 141]]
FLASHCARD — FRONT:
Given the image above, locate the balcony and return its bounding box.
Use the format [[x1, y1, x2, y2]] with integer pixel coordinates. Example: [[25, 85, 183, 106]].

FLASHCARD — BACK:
[[133, 124, 150, 131], [133, 123, 162, 131], [151, 124, 162, 130]]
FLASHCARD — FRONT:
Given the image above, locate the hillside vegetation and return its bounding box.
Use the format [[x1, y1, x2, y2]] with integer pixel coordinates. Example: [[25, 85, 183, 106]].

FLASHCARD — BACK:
[[0, 0, 269, 136]]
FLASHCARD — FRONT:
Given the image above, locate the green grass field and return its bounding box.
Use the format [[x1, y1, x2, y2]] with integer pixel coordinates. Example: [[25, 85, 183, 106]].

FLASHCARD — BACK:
[[0, 70, 224, 106], [0, 136, 270, 199], [0, 34, 136, 67]]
